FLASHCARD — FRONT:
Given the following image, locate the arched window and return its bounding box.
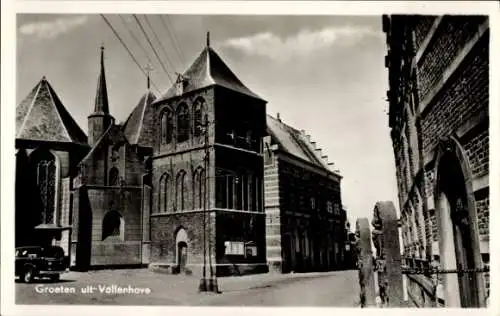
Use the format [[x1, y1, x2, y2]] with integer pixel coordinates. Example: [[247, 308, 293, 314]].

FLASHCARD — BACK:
[[199, 169, 205, 209], [159, 173, 169, 213], [160, 109, 173, 145], [192, 170, 199, 209], [176, 103, 190, 143], [193, 98, 204, 137], [102, 210, 124, 241], [33, 151, 57, 224], [109, 167, 119, 186], [176, 170, 187, 210]]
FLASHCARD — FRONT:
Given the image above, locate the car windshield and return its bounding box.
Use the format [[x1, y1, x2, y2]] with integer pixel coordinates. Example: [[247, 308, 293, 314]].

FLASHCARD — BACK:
[[16, 248, 41, 257], [42, 247, 64, 258]]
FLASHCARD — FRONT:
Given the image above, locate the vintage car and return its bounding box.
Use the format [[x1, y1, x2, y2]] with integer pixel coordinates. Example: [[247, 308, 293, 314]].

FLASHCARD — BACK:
[[15, 246, 68, 283]]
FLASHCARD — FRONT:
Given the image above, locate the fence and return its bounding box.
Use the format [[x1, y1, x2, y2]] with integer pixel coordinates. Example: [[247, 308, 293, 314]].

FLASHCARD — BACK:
[[355, 201, 489, 308]]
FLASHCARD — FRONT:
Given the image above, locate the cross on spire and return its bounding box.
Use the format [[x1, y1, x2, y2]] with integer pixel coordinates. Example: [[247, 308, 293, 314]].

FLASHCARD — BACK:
[[207, 31, 210, 47], [145, 64, 153, 90]]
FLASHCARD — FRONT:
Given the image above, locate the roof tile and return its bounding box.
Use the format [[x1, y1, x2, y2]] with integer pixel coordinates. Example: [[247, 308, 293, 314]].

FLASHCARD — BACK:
[[16, 77, 87, 144]]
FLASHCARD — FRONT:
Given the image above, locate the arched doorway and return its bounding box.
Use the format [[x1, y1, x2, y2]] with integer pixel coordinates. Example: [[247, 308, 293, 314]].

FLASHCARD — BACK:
[[102, 210, 124, 241], [175, 228, 188, 272], [434, 138, 485, 307]]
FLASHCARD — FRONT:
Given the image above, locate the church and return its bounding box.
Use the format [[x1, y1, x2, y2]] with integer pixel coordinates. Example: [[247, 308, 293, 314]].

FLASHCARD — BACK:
[[15, 35, 347, 276]]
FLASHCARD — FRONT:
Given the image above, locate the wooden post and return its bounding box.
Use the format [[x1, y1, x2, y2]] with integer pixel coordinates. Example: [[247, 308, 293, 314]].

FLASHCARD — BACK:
[[373, 201, 405, 307], [356, 218, 376, 307]]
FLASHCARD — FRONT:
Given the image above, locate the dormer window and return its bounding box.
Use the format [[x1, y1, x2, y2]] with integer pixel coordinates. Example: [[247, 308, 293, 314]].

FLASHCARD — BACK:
[[175, 74, 189, 96]]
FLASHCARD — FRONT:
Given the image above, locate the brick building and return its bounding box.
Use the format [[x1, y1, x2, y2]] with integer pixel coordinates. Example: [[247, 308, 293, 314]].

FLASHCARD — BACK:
[[148, 38, 268, 277], [264, 115, 346, 273], [15, 36, 349, 276], [383, 15, 489, 307]]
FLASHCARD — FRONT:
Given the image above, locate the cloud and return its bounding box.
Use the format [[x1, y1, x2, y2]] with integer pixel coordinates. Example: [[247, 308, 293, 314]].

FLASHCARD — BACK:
[[221, 26, 380, 60], [19, 15, 88, 40]]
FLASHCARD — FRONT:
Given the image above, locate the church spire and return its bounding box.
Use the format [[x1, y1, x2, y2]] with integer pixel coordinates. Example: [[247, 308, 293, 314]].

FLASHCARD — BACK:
[[93, 45, 109, 114], [145, 64, 153, 90], [88, 45, 113, 146], [206, 31, 210, 47]]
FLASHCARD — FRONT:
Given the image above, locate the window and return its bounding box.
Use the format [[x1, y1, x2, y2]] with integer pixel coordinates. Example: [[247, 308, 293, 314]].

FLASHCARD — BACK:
[[102, 210, 124, 241], [254, 177, 261, 212], [34, 151, 57, 224], [227, 175, 234, 209], [235, 176, 243, 210], [109, 167, 119, 186], [158, 173, 168, 213], [193, 98, 204, 137], [199, 169, 205, 209], [242, 175, 249, 211], [160, 109, 173, 145], [176, 103, 190, 143], [176, 171, 187, 210], [248, 174, 254, 211], [310, 197, 316, 210], [327, 201, 333, 214], [216, 175, 227, 208], [193, 168, 205, 209]]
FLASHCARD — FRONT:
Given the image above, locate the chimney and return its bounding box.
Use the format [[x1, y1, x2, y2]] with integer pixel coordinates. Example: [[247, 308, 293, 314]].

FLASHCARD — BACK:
[[277, 112, 281, 122], [310, 141, 316, 149]]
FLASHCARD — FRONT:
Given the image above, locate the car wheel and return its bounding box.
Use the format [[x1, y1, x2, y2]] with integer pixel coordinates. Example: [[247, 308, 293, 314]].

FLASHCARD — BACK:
[[50, 274, 60, 282], [23, 267, 35, 283]]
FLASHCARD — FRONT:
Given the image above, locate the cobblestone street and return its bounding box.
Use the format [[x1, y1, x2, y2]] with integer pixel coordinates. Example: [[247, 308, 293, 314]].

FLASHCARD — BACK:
[[15, 269, 359, 306]]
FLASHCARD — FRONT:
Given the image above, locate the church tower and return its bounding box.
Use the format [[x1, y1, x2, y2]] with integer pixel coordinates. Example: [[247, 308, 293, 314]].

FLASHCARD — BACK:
[[88, 45, 113, 146]]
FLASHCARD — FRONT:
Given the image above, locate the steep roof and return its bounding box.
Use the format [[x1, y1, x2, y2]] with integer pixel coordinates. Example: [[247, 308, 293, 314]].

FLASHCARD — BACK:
[[123, 90, 157, 146], [156, 46, 264, 102], [80, 124, 128, 164], [266, 114, 340, 175], [16, 77, 87, 144]]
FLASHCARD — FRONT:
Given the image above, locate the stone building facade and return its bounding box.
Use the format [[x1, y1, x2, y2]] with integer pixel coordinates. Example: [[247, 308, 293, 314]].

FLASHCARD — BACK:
[[148, 40, 268, 277], [15, 37, 349, 276], [264, 115, 346, 273], [383, 15, 489, 307]]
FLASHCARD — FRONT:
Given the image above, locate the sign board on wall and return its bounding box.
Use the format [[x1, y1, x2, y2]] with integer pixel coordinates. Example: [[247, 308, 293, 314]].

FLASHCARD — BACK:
[[225, 241, 244, 255], [246, 245, 257, 257]]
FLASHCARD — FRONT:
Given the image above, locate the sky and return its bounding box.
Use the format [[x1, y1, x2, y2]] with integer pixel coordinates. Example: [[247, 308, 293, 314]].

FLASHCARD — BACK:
[[16, 14, 399, 227]]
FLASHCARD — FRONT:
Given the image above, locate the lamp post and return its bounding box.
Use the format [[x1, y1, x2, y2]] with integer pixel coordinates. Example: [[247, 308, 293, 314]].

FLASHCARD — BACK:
[[198, 114, 209, 292], [199, 113, 219, 293]]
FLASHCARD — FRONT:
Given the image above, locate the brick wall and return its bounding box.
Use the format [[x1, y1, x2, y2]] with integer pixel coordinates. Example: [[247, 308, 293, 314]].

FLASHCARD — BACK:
[[264, 156, 282, 270], [155, 88, 215, 153], [149, 211, 214, 271], [475, 189, 489, 239], [413, 16, 437, 50], [462, 126, 489, 178], [152, 150, 206, 214], [416, 16, 486, 102], [86, 187, 143, 266], [420, 33, 489, 155], [276, 157, 345, 271]]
